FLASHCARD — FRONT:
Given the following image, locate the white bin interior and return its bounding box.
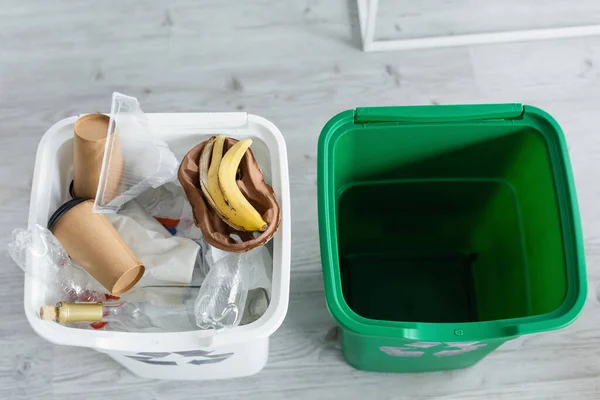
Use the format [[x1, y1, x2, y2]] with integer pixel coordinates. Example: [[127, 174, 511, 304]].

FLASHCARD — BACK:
[[25, 112, 290, 354]]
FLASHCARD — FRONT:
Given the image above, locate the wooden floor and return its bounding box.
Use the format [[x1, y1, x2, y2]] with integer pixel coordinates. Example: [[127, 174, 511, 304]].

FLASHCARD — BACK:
[[2, 1, 600, 398]]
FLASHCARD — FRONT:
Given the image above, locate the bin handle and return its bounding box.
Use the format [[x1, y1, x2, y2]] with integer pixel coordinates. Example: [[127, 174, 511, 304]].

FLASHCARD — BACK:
[[397, 324, 520, 342], [354, 104, 524, 124]]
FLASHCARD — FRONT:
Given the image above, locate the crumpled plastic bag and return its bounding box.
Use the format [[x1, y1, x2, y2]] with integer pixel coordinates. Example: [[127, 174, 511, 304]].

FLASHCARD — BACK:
[[8, 224, 109, 302], [106, 200, 199, 286]]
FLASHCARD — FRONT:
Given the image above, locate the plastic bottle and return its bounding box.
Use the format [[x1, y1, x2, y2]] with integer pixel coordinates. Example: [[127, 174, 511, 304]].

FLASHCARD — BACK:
[[40, 286, 200, 332], [194, 252, 251, 329]]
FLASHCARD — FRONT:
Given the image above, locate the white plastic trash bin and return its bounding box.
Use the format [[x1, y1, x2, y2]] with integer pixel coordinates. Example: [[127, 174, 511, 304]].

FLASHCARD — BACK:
[[24, 112, 291, 381]]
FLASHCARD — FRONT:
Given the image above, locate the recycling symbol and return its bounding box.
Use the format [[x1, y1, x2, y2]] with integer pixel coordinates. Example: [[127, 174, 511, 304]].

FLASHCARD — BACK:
[[126, 350, 234, 366]]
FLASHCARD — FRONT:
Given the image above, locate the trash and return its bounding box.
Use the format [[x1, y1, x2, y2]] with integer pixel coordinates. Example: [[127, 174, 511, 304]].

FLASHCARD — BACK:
[[9, 224, 110, 302], [49, 198, 144, 295], [205, 245, 272, 296], [94, 92, 179, 213], [178, 136, 280, 252], [135, 182, 187, 234], [40, 285, 199, 332], [199, 136, 267, 232], [72, 113, 122, 199], [194, 252, 250, 329], [41, 282, 267, 333], [175, 201, 204, 241], [241, 288, 270, 325], [106, 200, 199, 285], [194, 245, 272, 329], [24, 110, 290, 380]]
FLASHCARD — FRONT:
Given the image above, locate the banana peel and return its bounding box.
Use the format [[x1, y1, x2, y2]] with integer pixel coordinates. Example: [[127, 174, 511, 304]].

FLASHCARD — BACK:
[[218, 138, 268, 232], [198, 136, 246, 231], [178, 137, 281, 253]]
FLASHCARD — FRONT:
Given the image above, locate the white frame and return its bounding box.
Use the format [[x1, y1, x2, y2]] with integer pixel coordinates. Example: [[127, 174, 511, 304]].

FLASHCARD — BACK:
[[357, 0, 600, 52]]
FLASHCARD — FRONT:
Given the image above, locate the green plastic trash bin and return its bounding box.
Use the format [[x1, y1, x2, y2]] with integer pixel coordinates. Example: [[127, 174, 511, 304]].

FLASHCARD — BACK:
[[317, 104, 586, 373]]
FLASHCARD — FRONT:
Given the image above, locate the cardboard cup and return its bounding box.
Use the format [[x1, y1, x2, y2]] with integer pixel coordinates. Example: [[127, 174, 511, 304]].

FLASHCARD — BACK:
[[49, 198, 144, 295], [73, 114, 122, 200]]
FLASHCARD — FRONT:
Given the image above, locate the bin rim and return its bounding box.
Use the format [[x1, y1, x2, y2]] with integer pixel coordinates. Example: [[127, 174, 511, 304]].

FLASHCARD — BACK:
[[317, 104, 586, 343], [24, 113, 291, 353]]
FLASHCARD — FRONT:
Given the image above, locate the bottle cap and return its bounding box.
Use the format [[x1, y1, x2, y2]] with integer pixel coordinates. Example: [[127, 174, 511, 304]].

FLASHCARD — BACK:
[[55, 302, 104, 323]]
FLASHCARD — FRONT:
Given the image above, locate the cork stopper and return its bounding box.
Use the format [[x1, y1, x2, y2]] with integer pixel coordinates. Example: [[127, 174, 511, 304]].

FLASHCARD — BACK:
[[40, 306, 58, 321]]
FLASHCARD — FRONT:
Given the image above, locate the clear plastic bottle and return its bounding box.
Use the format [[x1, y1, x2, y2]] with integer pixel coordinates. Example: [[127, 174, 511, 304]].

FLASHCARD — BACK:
[[194, 253, 251, 329], [40, 283, 269, 332], [40, 286, 200, 332]]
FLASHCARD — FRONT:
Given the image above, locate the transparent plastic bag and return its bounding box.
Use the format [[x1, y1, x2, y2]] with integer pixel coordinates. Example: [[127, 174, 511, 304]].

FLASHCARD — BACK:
[[176, 201, 204, 241], [106, 200, 200, 286], [93, 92, 179, 213], [241, 288, 269, 325], [135, 182, 188, 235], [8, 224, 109, 302], [136, 183, 186, 221]]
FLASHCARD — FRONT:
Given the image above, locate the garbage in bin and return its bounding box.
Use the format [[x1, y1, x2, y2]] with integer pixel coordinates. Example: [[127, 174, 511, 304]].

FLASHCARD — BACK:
[[20, 110, 290, 380], [194, 245, 273, 329], [48, 198, 145, 296], [318, 104, 586, 373], [9, 224, 111, 303], [105, 200, 199, 286], [178, 135, 281, 252], [40, 286, 199, 332], [135, 182, 188, 235], [93, 92, 179, 213], [72, 113, 122, 199]]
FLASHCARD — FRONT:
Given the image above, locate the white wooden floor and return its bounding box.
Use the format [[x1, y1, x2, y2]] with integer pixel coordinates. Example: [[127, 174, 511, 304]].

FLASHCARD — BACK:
[[2, 1, 600, 399]]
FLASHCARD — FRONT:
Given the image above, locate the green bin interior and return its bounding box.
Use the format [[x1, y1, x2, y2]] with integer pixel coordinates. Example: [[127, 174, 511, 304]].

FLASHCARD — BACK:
[[334, 113, 569, 324]]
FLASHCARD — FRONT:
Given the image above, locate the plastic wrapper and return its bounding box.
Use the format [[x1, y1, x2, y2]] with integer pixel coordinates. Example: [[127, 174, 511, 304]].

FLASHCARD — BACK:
[[135, 182, 188, 235], [136, 183, 186, 220], [106, 200, 199, 286], [241, 288, 269, 325], [93, 92, 179, 213], [8, 225, 109, 302], [176, 201, 204, 241]]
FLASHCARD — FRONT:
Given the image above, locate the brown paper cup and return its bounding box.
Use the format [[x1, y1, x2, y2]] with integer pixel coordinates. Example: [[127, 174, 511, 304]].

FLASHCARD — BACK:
[[73, 114, 123, 200], [49, 198, 144, 295]]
